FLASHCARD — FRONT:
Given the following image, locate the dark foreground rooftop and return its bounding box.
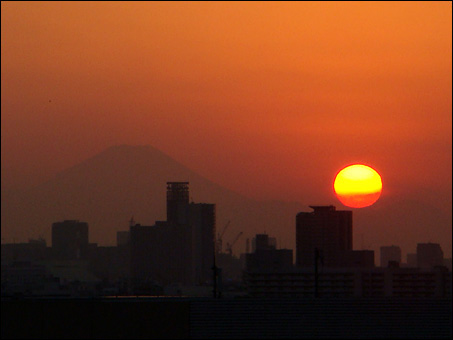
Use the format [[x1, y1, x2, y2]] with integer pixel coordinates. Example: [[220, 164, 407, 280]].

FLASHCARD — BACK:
[[2, 296, 452, 339]]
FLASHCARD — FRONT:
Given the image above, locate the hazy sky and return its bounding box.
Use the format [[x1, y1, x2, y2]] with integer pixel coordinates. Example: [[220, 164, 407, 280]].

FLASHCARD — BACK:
[[2, 1, 451, 206]]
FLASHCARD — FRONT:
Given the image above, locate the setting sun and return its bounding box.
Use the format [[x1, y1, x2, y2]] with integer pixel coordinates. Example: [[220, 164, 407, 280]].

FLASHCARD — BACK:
[[334, 164, 382, 208]]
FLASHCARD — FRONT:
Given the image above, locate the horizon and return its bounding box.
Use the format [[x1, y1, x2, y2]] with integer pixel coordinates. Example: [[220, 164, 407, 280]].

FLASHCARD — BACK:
[[1, 142, 451, 259]]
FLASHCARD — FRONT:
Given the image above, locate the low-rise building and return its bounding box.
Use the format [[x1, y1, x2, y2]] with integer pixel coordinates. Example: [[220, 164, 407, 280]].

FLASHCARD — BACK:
[[245, 266, 452, 298]]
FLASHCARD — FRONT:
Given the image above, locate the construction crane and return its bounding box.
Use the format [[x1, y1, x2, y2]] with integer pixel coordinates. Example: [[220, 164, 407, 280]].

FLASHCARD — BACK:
[[226, 231, 243, 256], [216, 220, 230, 253]]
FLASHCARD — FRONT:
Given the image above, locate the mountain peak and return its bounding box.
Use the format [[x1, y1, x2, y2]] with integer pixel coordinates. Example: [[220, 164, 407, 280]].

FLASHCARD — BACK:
[[2, 144, 303, 253]]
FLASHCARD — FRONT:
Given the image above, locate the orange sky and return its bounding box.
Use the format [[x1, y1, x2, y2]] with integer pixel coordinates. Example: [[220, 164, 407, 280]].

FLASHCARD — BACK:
[[1, 2, 452, 209]]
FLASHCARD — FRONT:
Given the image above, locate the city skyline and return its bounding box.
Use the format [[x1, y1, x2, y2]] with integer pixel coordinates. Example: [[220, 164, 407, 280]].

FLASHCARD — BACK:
[[2, 180, 451, 338], [3, 179, 451, 269], [2, 144, 451, 260], [3, 180, 451, 300]]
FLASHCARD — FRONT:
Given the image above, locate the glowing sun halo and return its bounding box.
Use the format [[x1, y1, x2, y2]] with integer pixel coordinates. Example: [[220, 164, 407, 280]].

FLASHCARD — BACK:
[[334, 164, 382, 208]]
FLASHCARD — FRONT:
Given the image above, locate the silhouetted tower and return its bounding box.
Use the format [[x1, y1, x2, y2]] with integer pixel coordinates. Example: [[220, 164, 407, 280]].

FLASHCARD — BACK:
[[130, 182, 216, 287], [167, 182, 189, 224], [296, 205, 352, 268], [51, 220, 89, 260], [417, 243, 444, 269]]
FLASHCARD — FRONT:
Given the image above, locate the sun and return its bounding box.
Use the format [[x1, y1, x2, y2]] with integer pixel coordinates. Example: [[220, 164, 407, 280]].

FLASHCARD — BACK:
[[334, 164, 382, 208]]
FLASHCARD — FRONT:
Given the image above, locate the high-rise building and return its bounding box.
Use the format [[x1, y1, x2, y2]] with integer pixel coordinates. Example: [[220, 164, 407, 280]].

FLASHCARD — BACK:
[[380, 245, 402, 267], [417, 243, 444, 270], [130, 182, 215, 289], [296, 205, 352, 268], [51, 220, 89, 260], [166, 182, 189, 224], [187, 202, 216, 285]]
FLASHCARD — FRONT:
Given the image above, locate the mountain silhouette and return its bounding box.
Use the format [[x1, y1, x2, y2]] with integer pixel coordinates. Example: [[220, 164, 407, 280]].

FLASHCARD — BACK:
[[1, 145, 302, 254], [1, 144, 451, 259]]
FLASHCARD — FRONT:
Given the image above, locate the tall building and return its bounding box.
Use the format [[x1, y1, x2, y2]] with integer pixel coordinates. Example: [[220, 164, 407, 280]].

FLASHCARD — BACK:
[[187, 202, 216, 285], [417, 243, 444, 270], [51, 220, 89, 260], [380, 245, 402, 267], [296, 205, 352, 268], [166, 182, 189, 224], [130, 182, 215, 289]]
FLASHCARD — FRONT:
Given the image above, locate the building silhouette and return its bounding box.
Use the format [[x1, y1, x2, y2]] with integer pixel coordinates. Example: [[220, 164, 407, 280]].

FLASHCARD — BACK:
[[130, 182, 215, 291], [252, 234, 276, 253], [245, 234, 293, 272], [166, 181, 190, 224], [1, 238, 49, 263], [245, 266, 451, 298], [417, 243, 444, 270], [296, 205, 352, 268], [51, 220, 89, 260], [380, 245, 402, 267], [187, 202, 216, 285], [130, 222, 189, 291]]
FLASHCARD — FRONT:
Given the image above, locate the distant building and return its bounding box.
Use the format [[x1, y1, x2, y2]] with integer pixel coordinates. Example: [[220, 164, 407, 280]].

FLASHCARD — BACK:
[[187, 202, 216, 285], [130, 182, 215, 290], [1, 261, 61, 297], [87, 245, 129, 289], [245, 234, 293, 273], [1, 238, 49, 263], [245, 266, 452, 298], [296, 205, 352, 268], [130, 223, 190, 289], [166, 181, 190, 224], [252, 234, 276, 253], [43, 260, 101, 296], [216, 252, 243, 282], [380, 245, 402, 267], [417, 243, 444, 270], [341, 250, 375, 268], [51, 220, 89, 260]]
